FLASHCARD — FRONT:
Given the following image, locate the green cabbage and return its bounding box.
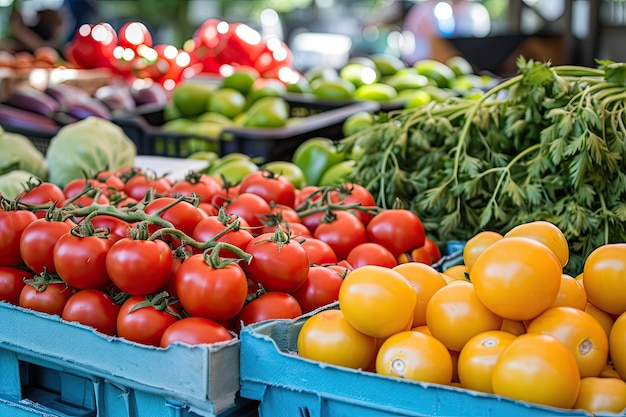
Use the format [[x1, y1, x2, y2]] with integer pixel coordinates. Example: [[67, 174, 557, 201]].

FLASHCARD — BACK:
[[46, 117, 136, 187], [0, 131, 48, 180], [0, 170, 34, 199]]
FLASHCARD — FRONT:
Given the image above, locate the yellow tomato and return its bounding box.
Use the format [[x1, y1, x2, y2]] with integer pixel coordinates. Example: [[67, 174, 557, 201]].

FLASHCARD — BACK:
[[338, 265, 416, 338], [550, 274, 587, 310], [504, 220, 569, 267], [609, 311, 626, 380], [462, 230, 503, 272], [526, 306, 609, 377], [375, 330, 453, 385], [583, 243, 626, 315], [392, 262, 447, 327], [492, 333, 581, 409], [584, 302, 614, 339], [442, 264, 468, 281], [457, 330, 517, 394], [573, 377, 626, 413], [297, 309, 377, 370], [500, 319, 527, 336], [470, 237, 562, 321], [425, 281, 503, 352]]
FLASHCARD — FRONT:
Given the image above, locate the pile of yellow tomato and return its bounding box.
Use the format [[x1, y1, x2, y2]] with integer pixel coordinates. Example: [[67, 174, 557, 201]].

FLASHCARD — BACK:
[[297, 220, 626, 414]]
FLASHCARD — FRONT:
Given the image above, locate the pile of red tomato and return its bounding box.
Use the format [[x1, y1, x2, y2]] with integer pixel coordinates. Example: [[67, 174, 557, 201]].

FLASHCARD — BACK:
[[0, 166, 432, 350], [64, 18, 297, 90]]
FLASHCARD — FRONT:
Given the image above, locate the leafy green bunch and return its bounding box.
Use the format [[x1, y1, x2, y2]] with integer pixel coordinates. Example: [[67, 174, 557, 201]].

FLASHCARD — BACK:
[[341, 57, 626, 275]]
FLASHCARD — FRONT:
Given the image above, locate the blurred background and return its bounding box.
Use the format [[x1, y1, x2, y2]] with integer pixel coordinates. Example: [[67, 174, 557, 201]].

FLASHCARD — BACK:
[[0, 0, 624, 76]]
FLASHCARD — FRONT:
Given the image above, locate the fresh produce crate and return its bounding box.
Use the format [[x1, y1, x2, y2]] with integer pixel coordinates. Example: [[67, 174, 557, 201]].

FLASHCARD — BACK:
[[0, 302, 250, 417], [239, 307, 606, 417], [113, 96, 379, 162]]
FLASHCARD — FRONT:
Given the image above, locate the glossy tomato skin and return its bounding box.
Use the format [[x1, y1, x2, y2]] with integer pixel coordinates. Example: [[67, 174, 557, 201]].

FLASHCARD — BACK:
[[124, 174, 172, 201], [170, 174, 223, 205], [313, 211, 367, 261], [62, 289, 121, 336], [20, 219, 73, 274], [608, 310, 626, 380], [298, 309, 377, 369], [337, 183, 377, 226], [244, 229, 310, 293], [492, 333, 581, 409], [583, 243, 626, 316], [291, 265, 344, 313], [63, 178, 106, 199], [144, 197, 205, 237], [573, 377, 626, 413], [238, 170, 296, 208], [18, 182, 65, 217], [191, 215, 253, 258], [0, 267, 32, 305], [19, 282, 73, 315], [105, 238, 174, 296], [346, 242, 398, 269], [174, 254, 248, 321], [392, 262, 447, 327], [300, 237, 338, 265], [116, 295, 180, 346], [224, 192, 272, 232], [160, 317, 234, 348], [376, 330, 453, 385], [87, 215, 131, 242], [53, 232, 114, 289], [0, 210, 37, 267], [366, 209, 425, 258], [237, 292, 302, 329]]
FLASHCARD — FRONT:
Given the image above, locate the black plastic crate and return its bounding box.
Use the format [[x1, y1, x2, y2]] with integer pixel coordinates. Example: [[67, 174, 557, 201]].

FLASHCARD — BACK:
[[113, 94, 379, 162], [1, 123, 59, 155]]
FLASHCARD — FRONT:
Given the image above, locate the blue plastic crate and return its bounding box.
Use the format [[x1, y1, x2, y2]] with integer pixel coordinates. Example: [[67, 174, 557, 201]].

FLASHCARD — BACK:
[[0, 302, 250, 417], [239, 305, 612, 417]]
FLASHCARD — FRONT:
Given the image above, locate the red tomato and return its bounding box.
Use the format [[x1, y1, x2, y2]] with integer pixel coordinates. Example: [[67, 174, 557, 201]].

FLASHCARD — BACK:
[[144, 196, 205, 237], [238, 170, 296, 208], [244, 228, 310, 293], [224, 192, 272, 232], [95, 171, 126, 192], [0, 209, 37, 267], [299, 210, 326, 235], [367, 209, 425, 258], [237, 291, 303, 328], [402, 237, 442, 265], [191, 214, 253, 258], [20, 219, 73, 274], [313, 210, 368, 261], [0, 267, 32, 305], [17, 181, 65, 217], [171, 174, 223, 204], [338, 183, 377, 225], [53, 231, 114, 289], [174, 253, 248, 321], [260, 204, 302, 235], [116, 294, 180, 346], [290, 265, 343, 313], [300, 237, 338, 265], [105, 238, 173, 295], [124, 174, 172, 201], [62, 289, 121, 336], [63, 178, 106, 199], [87, 215, 131, 242], [347, 242, 398, 269], [160, 317, 234, 347], [294, 185, 320, 208], [19, 281, 73, 315]]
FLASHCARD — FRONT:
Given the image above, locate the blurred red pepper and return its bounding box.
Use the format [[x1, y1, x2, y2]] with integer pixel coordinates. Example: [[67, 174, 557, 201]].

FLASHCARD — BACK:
[[64, 23, 118, 69]]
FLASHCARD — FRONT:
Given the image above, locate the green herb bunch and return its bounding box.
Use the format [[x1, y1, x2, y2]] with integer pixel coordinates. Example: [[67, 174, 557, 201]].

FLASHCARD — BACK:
[[340, 57, 626, 275]]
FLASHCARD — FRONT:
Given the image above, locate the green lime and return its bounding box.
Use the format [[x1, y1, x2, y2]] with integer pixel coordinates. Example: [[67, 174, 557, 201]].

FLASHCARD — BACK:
[[172, 81, 217, 118], [342, 111, 374, 137], [221, 68, 260, 95], [196, 111, 236, 126], [247, 78, 287, 105], [304, 66, 339, 83], [348, 56, 377, 69], [286, 76, 312, 94], [370, 53, 407, 77], [354, 83, 397, 102], [207, 88, 247, 119], [163, 102, 183, 122], [210, 158, 259, 185], [414, 59, 457, 89], [311, 78, 356, 100], [188, 121, 225, 139], [404, 90, 433, 109], [162, 118, 195, 133], [383, 73, 429, 92], [340, 63, 380, 88]]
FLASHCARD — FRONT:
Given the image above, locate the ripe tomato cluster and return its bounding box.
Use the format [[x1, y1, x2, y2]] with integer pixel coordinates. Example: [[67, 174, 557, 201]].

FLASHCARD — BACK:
[[0, 166, 434, 350], [297, 220, 626, 414]]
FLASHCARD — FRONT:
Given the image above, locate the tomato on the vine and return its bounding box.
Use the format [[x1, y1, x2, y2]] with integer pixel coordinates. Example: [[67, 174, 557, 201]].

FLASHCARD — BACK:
[[336, 183, 377, 226], [174, 252, 248, 321], [237, 291, 302, 329], [238, 170, 297, 208], [244, 227, 310, 293], [144, 196, 205, 238], [191, 211, 253, 258], [62, 289, 121, 336], [105, 238, 174, 295], [0, 266, 32, 305], [290, 265, 343, 313], [160, 317, 234, 347], [346, 242, 398, 269], [124, 173, 172, 200], [87, 215, 131, 242], [224, 192, 272, 232], [0, 209, 37, 267], [170, 173, 223, 204], [20, 218, 73, 274], [299, 237, 338, 265], [313, 210, 367, 261], [19, 278, 73, 316], [116, 293, 181, 346], [366, 209, 425, 258]]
